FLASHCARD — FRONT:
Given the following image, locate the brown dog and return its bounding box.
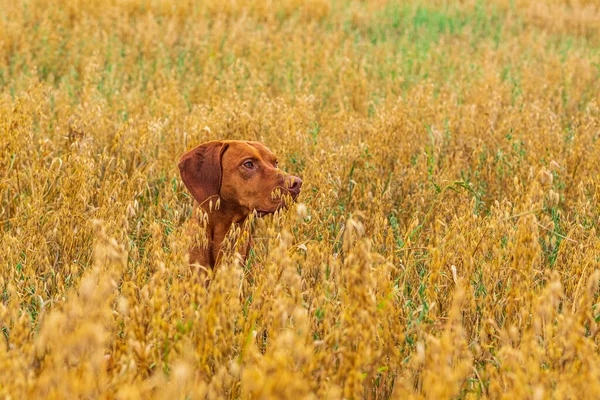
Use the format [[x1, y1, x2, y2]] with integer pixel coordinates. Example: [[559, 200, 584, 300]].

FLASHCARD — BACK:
[[179, 140, 302, 270]]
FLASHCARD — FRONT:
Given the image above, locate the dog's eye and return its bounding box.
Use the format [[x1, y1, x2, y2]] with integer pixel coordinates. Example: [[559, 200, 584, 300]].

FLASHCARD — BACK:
[[275, 161, 279, 169], [243, 160, 254, 169]]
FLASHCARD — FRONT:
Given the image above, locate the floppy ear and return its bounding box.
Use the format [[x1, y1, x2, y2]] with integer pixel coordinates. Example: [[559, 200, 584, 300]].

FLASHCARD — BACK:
[[178, 141, 229, 207]]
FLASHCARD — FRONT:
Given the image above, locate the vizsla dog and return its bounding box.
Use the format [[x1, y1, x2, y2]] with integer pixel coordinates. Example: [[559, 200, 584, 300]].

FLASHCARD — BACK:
[[179, 140, 302, 271]]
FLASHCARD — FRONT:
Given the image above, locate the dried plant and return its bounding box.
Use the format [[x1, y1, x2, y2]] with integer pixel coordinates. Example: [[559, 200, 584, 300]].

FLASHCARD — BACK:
[[1, 0, 600, 398]]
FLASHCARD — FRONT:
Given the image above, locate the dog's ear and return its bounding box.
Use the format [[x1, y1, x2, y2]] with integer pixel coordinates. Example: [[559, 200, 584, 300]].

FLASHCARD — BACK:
[[178, 141, 229, 207]]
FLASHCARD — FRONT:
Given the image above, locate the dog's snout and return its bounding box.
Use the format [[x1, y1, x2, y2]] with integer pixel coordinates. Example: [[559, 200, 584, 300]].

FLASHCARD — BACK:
[[286, 175, 303, 198]]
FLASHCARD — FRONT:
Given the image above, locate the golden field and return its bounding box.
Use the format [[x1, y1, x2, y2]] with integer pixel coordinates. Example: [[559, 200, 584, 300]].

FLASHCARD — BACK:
[[1, 0, 600, 398]]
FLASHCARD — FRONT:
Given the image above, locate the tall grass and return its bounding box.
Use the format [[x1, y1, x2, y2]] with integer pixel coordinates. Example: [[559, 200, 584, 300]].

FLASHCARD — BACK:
[[1, 0, 600, 397]]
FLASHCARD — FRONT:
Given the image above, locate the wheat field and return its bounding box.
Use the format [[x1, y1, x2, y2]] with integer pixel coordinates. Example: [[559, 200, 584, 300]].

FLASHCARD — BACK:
[[1, 0, 600, 398]]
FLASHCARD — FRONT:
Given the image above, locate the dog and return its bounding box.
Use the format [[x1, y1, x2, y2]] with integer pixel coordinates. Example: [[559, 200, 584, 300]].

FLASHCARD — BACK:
[[178, 140, 302, 271]]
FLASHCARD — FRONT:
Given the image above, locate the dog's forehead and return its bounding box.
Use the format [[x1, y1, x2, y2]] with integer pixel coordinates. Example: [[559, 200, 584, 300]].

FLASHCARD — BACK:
[[224, 140, 276, 161], [223, 140, 277, 163], [246, 141, 276, 159]]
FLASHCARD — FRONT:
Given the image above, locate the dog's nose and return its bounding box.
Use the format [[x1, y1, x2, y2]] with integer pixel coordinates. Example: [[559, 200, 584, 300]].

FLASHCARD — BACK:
[[285, 175, 303, 198]]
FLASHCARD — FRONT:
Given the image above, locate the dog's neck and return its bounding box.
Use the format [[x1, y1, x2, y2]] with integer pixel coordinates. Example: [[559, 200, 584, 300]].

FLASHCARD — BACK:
[[189, 200, 249, 269]]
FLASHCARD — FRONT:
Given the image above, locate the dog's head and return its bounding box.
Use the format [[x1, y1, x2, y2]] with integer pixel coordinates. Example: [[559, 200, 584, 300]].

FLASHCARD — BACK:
[[179, 140, 302, 219]]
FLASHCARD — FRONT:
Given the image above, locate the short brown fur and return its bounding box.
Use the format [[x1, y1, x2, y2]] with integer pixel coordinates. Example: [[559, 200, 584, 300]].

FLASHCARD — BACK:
[[179, 140, 302, 271]]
